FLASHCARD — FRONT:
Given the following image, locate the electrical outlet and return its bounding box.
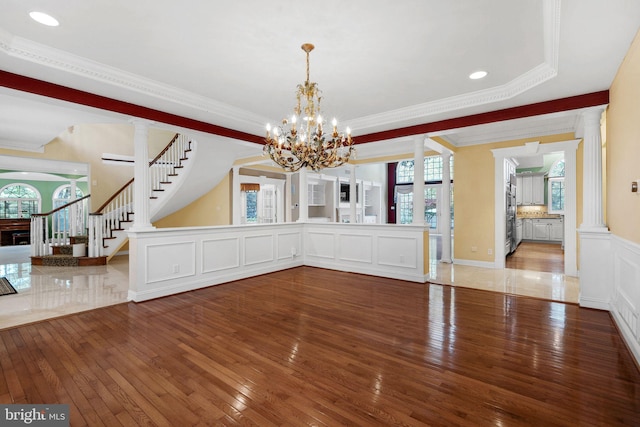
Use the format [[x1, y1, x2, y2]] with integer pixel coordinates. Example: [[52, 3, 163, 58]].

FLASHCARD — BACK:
[[471, 246, 478, 252], [488, 249, 493, 255], [173, 264, 179, 273]]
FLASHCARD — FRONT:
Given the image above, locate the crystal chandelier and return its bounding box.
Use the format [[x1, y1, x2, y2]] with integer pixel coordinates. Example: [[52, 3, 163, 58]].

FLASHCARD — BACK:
[[264, 43, 354, 172]]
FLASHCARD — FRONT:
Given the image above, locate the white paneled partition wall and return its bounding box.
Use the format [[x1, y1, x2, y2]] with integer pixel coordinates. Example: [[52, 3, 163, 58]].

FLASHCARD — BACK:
[[128, 223, 429, 302]]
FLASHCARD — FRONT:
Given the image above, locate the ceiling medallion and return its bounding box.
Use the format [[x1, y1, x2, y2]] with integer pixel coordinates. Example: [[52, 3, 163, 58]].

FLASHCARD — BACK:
[[264, 43, 354, 172]]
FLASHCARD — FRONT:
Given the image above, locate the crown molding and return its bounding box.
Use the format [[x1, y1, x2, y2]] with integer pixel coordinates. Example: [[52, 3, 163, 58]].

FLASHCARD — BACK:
[[346, 0, 561, 132], [0, 29, 269, 131]]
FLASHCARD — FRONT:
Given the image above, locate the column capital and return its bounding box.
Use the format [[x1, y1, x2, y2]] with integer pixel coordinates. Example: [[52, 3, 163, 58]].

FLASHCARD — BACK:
[[128, 118, 155, 127]]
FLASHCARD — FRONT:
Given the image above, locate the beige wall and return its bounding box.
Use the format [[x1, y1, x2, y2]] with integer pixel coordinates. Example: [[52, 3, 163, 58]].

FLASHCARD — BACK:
[[607, 29, 640, 243], [454, 133, 577, 263], [0, 124, 174, 211], [154, 172, 232, 227]]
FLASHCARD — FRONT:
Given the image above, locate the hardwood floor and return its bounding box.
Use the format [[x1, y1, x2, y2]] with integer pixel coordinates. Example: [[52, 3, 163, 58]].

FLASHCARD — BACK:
[[1, 266, 638, 426], [506, 241, 564, 273]]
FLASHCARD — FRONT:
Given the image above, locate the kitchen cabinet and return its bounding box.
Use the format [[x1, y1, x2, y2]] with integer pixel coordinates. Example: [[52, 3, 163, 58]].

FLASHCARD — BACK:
[[532, 220, 550, 240], [523, 218, 533, 239], [517, 173, 545, 205], [516, 218, 523, 246], [531, 218, 563, 242], [549, 219, 564, 242]]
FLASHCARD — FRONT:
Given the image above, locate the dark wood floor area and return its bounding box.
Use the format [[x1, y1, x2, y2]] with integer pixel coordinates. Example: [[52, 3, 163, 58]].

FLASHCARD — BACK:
[[1, 267, 639, 426], [506, 241, 564, 273]]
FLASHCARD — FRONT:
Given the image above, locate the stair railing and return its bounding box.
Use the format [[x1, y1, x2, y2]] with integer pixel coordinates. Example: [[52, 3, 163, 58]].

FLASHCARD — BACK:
[[88, 133, 192, 257], [30, 195, 91, 257]]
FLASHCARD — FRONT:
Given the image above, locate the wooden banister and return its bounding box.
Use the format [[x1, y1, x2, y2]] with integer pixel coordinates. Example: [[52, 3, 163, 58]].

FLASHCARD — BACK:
[[32, 194, 91, 217], [93, 179, 134, 214]]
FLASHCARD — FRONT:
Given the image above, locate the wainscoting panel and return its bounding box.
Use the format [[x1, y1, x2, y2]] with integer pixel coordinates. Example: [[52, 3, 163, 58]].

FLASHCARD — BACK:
[[338, 234, 373, 263], [277, 231, 302, 260], [128, 224, 304, 302], [146, 241, 196, 284], [305, 231, 336, 260], [129, 223, 428, 301], [304, 223, 428, 283], [244, 234, 274, 266], [377, 235, 418, 269], [202, 237, 240, 273], [611, 235, 640, 365]]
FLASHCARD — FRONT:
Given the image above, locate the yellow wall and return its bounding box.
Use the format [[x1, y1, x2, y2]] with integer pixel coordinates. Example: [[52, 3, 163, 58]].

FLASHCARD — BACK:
[[607, 29, 640, 243], [454, 133, 577, 262], [153, 172, 232, 227], [0, 124, 174, 210]]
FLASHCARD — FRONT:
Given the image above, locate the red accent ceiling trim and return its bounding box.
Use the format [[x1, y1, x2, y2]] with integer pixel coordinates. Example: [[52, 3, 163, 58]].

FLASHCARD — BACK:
[[0, 70, 264, 144], [1, 70, 608, 147], [355, 90, 609, 144]]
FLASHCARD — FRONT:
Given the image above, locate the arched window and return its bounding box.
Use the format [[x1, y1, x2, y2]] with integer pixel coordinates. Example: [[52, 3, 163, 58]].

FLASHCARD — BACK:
[[0, 183, 41, 218], [52, 184, 84, 209], [548, 159, 565, 213], [549, 159, 565, 178], [51, 184, 85, 235]]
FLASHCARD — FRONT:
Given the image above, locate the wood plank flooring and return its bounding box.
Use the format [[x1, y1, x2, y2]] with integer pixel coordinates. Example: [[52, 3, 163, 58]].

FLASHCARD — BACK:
[[506, 241, 564, 273], [1, 266, 638, 426]]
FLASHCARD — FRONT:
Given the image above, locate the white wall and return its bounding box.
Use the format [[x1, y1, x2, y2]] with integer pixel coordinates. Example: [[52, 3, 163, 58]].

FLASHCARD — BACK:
[[128, 222, 429, 302]]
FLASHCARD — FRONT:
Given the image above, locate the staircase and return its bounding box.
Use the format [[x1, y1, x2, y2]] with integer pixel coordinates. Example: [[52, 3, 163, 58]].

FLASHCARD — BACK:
[[31, 133, 194, 266], [30, 235, 105, 266]]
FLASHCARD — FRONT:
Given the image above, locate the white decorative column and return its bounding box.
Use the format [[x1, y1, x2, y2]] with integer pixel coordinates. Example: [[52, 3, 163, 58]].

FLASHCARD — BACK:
[[349, 164, 357, 223], [69, 179, 78, 236], [441, 150, 452, 263], [285, 173, 292, 223], [130, 119, 155, 231], [232, 166, 241, 225], [298, 168, 309, 222], [577, 107, 611, 309], [412, 136, 425, 224]]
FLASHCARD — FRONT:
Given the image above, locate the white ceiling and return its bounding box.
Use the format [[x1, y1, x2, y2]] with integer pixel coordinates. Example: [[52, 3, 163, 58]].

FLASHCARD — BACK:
[[0, 0, 638, 160]]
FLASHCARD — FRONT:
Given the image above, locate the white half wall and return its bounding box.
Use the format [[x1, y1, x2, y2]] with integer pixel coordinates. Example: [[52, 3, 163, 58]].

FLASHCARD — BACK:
[[128, 222, 430, 302], [128, 223, 304, 301], [304, 223, 429, 283], [610, 235, 640, 365]]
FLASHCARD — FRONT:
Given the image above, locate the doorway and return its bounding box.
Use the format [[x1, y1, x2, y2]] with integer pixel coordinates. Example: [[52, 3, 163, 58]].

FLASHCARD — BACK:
[[492, 139, 579, 276]]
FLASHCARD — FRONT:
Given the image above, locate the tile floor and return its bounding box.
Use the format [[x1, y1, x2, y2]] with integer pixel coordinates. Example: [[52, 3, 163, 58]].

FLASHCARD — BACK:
[[0, 239, 580, 330]]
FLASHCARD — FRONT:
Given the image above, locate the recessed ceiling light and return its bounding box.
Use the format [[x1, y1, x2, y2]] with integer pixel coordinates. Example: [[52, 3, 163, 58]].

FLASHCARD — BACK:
[[469, 70, 488, 80], [29, 11, 59, 27]]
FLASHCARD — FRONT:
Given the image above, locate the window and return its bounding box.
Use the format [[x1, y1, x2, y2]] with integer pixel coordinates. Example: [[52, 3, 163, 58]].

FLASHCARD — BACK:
[[0, 183, 41, 218], [52, 184, 84, 206], [397, 157, 454, 184], [243, 191, 258, 223], [396, 160, 414, 184], [548, 159, 565, 214], [240, 183, 278, 224], [395, 156, 454, 229], [52, 184, 86, 235]]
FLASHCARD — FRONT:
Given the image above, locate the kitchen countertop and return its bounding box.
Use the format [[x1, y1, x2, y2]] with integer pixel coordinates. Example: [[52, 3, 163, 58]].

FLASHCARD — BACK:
[[517, 214, 563, 219]]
